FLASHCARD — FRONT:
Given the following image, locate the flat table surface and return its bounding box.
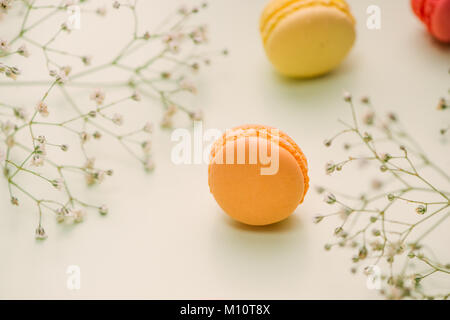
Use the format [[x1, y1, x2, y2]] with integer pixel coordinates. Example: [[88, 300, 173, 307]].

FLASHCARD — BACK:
[[0, 0, 449, 299]]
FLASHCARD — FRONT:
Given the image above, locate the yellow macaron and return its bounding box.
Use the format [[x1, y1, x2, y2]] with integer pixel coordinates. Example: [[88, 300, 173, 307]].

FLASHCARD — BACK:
[[260, 0, 356, 78], [208, 124, 309, 226]]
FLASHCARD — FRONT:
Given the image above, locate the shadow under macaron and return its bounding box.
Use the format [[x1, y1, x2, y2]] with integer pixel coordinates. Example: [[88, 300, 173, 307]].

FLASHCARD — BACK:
[[207, 210, 309, 295], [221, 211, 304, 233]]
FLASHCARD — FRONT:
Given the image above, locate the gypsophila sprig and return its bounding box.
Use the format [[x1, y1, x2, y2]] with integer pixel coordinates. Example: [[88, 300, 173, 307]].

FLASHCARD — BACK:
[[0, 0, 225, 240], [316, 80, 450, 300]]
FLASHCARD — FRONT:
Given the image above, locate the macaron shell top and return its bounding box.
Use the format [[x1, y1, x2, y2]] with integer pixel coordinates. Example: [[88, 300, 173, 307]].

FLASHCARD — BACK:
[[411, 0, 427, 17], [411, 0, 450, 42], [208, 135, 305, 226], [429, 0, 450, 42], [260, 0, 356, 77], [209, 124, 309, 203], [260, 0, 354, 44]]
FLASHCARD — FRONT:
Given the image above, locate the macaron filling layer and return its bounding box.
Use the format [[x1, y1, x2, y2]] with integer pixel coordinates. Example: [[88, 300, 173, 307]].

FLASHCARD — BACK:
[[260, 0, 355, 44], [209, 125, 309, 203]]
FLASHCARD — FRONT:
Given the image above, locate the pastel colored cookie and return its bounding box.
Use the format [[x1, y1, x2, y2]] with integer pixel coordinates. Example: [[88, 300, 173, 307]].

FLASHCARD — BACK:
[[260, 0, 356, 78], [411, 0, 450, 43], [208, 124, 309, 226]]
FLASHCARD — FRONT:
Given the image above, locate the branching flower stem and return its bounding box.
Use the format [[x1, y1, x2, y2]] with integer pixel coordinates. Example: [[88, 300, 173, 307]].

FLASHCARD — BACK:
[[317, 89, 450, 299]]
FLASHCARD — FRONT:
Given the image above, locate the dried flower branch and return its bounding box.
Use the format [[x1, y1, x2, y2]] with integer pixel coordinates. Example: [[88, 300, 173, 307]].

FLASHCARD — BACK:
[[0, 0, 225, 239], [316, 80, 450, 299]]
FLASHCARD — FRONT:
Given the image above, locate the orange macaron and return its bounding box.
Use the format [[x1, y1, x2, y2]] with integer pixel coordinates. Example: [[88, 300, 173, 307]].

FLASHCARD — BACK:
[[208, 124, 309, 226]]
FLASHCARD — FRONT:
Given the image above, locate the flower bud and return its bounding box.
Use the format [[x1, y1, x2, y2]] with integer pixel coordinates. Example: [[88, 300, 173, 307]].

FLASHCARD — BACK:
[[415, 205, 426, 215], [99, 205, 108, 216], [324, 193, 336, 204], [313, 215, 324, 224]]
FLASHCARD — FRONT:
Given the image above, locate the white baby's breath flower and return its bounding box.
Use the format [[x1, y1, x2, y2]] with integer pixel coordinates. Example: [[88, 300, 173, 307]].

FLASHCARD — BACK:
[[36, 101, 49, 117], [84, 157, 95, 169], [60, 65, 72, 76], [2, 120, 14, 133], [5, 135, 14, 147], [144, 158, 155, 172], [161, 114, 173, 129], [5, 66, 20, 79], [73, 209, 85, 223], [36, 135, 46, 144], [164, 31, 183, 42], [10, 196, 19, 206], [96, 6, 107, 16], [80, 131, 91, 143], [54, 70, 67, 84], [343, 91, 352, 102], [131, 90, 141, 101], [56, 208, 66, 223], [95, 170, 106, 183], [362, 111, 375, 125], [324, 193, 336, 204], [81, 55, 92, 66], [325, 161, 336, 175], [13, 107, 28, 120], [166, 104, 178, 116], [35, 226, 47, 240], [177, 5, 189, 15], [112, 1, 120, 9], [189, 109, 203, 121], [99, 204, 108, 215], [191, 62, 200, 71], [168, 41, 180, 54], [85, 169, 105, 185], [90, 88, 105, 105], [0, 38, 9, 52], [361, 96, 370, 104], [36, 142, 46, 156], [17, 44, 29, 57], [371, 179, 383, 190], [52, 179, 64, 190], [62, 0, 78, 7], [141, 140, 151, 153], [190, 25, 208, 44], [112, 113, 123, 125], [437, 98, 447, 110], [31, 154, 44, 167], [143, 121, 153, 133], [93, 131, 102, 139], [143, 31, 151, 40], [61, 22, 71, 32], [415, 205, 427, 215], [313, 215, 324, 224], [0, 147, 5, 162], [180, 79, 197, 94], [0, 0, 13, 12]]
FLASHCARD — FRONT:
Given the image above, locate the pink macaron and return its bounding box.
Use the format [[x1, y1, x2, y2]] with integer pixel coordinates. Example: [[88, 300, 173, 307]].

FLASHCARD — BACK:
[[411, 0, 450, 43]]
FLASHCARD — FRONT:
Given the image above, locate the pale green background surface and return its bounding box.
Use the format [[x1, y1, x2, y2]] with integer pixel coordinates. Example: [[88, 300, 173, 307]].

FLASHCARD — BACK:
[[0, 0, 449, 299]]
